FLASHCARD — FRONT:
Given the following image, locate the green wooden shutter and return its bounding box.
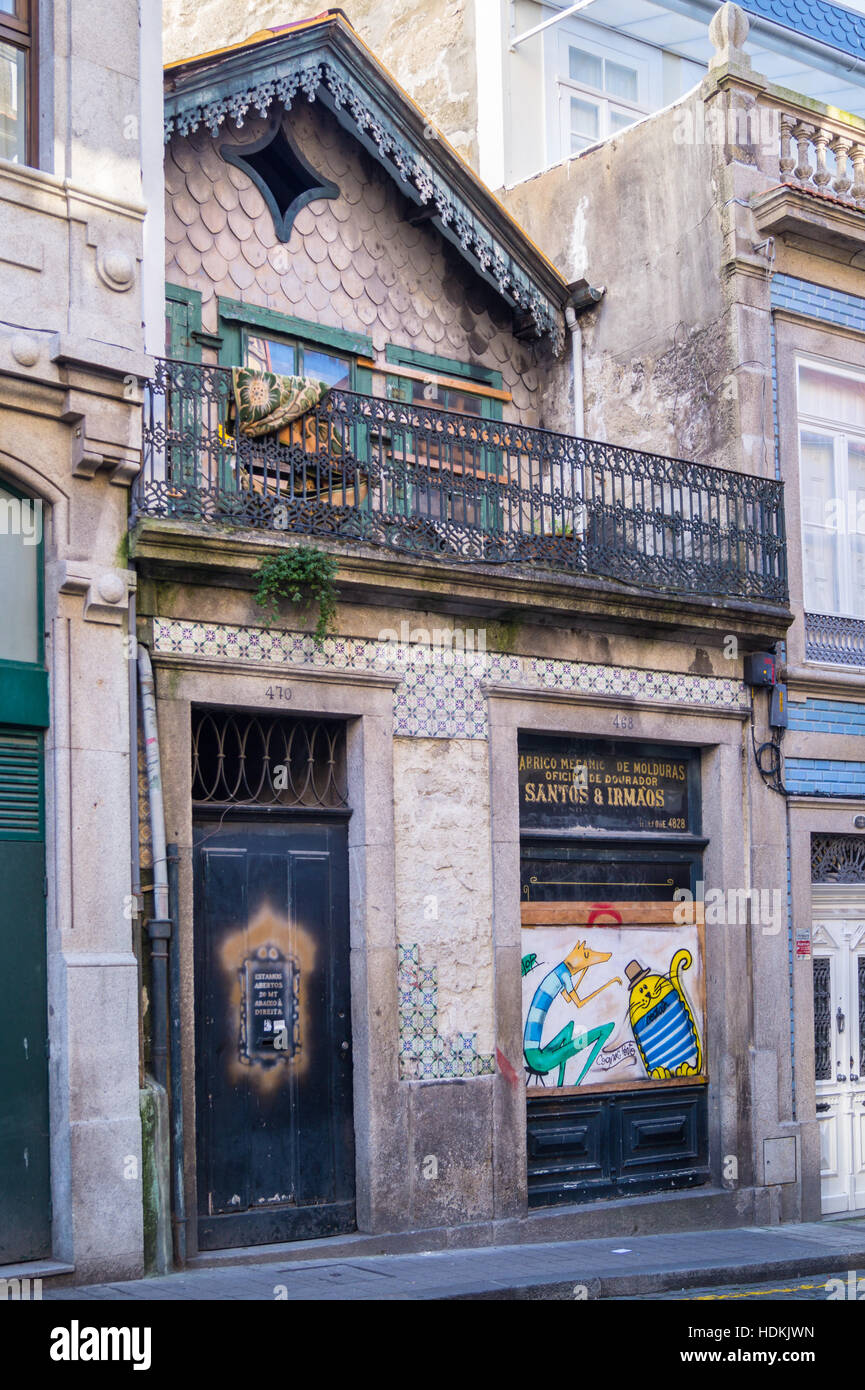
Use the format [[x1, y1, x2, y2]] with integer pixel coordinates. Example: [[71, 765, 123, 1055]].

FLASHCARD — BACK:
[[165, 284, 203, 364], [0, 730, 42, 840]]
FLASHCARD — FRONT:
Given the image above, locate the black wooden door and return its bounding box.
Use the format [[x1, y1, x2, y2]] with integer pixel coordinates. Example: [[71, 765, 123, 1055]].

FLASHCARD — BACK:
[[194, 819, 354, 1249]]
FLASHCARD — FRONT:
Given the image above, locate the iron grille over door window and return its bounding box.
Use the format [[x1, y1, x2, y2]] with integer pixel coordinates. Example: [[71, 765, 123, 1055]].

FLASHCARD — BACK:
[[813, 956, 832, 1082], [191, 710, 348, 810]]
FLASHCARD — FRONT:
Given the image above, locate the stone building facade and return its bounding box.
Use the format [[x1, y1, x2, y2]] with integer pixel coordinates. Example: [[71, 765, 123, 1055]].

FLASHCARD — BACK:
[[0, 0, 162, 1280], [128, 11, 802, 1260], [502, 5, 865, 1217]]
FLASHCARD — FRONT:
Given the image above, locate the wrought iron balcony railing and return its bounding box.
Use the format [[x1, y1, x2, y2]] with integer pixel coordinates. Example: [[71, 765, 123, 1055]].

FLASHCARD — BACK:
[[133, 358, 788, 604]]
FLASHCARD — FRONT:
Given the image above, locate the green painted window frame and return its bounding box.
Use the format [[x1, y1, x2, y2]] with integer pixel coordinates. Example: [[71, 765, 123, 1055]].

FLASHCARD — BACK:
[[217, 296, 373, 392], [0, 475, 48, 729], [382, 346, 504, 527], [165, 283, 203, 363], [384, 343, 504, 399]]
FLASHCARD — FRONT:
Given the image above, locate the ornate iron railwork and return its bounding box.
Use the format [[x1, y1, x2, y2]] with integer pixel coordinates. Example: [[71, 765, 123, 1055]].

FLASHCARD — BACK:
[[191, 709, 348, 809], [135, 358, 789, 604], [813, 956, 832, 1082], [811, 833, 865, 883], [805, 612, 865, 667]]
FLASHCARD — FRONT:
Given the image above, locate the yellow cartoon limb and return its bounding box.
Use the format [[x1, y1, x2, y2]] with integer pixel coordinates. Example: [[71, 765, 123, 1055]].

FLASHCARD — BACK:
[[670, 949, 703, 1074]]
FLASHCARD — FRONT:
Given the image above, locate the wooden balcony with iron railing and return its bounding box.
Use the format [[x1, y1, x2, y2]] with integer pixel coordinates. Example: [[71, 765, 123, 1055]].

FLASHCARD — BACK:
[[132, 357, 789, 608]]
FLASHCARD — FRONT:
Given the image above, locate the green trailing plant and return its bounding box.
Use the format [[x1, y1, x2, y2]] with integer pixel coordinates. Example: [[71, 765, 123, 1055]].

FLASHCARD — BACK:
[[254, 547, 339, 645]]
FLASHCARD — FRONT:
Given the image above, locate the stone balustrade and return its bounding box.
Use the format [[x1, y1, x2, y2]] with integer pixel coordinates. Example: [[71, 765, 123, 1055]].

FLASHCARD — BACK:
[[777, 109, 865, 206]]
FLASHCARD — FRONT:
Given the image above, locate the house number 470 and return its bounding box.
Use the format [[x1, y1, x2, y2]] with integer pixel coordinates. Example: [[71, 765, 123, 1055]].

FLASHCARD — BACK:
[[265, 686, 292, 702], [612, 712, 634, 730]]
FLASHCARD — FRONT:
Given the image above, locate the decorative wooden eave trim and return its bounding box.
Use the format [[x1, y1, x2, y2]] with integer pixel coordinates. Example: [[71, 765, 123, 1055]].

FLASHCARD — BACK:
[[163, 13, 568, 353]]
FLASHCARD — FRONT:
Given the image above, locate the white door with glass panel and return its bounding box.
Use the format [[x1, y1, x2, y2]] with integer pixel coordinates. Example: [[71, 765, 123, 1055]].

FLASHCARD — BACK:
[[813, 920, 865, 1214], [798, 358, 865, 623]]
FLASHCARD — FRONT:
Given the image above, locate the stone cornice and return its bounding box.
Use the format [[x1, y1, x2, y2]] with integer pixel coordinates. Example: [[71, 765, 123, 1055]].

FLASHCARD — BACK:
[[753, 183, 865, 254], [130, 516, 793, 648]]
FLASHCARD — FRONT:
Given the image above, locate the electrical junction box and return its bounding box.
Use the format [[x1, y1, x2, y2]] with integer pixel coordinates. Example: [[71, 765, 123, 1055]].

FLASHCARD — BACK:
[[770, 683, 788, 728], [744, 651, 776, 686]]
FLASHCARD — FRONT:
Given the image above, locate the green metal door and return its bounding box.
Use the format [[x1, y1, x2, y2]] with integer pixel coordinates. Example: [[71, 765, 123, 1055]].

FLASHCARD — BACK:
[[0, 727, 50, 1262], [0, 478, 50, 1262]]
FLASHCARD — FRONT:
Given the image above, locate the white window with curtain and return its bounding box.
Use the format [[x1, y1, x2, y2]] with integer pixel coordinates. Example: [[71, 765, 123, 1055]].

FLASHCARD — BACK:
[[797, 357, 865, 621]]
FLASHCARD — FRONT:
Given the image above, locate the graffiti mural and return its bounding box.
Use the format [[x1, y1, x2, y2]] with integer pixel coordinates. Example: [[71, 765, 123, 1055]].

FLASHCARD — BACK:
[[521, 920, 705, 1090]]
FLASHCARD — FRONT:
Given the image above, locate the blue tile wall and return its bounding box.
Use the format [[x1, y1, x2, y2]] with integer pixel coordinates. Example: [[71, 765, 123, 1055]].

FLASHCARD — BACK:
[[784, 757, 865, 793], [771, 274, 865, 333], [788, 697, 865, 735]]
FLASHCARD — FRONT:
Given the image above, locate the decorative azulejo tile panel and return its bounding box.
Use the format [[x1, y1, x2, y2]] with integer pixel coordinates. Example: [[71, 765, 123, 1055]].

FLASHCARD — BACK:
[[153, 618, 749, 740], [397, 943, 495, 1082]]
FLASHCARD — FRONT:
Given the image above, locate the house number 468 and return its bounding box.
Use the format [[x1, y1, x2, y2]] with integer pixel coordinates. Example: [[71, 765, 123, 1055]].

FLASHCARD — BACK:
[[612, 712, 634, 730]]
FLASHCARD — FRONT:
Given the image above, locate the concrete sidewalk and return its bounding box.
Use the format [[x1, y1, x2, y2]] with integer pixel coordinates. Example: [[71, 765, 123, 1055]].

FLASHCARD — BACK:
[[43, 1217, 865, 1300]]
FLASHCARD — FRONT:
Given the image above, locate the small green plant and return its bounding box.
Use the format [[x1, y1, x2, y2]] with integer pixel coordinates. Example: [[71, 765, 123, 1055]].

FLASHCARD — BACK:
[[254, 547, 339, 645]]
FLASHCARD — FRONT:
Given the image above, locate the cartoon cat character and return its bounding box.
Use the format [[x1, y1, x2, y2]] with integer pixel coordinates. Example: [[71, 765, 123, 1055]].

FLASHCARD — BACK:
[[625, 949, 702, 1079]]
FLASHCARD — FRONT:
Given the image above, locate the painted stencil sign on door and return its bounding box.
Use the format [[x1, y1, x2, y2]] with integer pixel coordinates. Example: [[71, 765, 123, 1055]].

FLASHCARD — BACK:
[[521, 919, 706, 1091]]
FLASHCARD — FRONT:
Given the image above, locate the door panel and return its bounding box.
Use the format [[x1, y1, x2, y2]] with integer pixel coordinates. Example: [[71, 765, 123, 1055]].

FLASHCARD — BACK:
[[0, 729, 50, 1263], [194, 819, 354, 1249], [814, 922, 865, 1214]]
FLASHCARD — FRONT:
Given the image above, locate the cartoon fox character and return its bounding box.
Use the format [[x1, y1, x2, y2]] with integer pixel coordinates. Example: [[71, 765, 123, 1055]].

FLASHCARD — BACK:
[[626, 948, 702, 1079], [523, 939, 621, 1087]]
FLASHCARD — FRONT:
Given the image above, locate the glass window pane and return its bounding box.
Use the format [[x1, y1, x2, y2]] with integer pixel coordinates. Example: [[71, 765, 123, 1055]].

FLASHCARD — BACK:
[[246, 335, 297, 376], [605, 59, 638, 102], [568, 46, 602, 90], [302, 347, 350, 389], [441, 386, 485, 417], [800, 431, 836, 517], [0, 41, 26, 164], [0, 2, 21, 14], [609, 108, 636, 135], [803, 526, 841, 614], [570, 97, 599, 139], [799, 364, 865, 429], [800, 432, 841, 614], [0, 483, 40, 664]]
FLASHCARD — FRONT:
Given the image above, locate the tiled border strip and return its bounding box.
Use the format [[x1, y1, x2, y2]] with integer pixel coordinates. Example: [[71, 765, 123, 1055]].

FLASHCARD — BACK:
[[152, 618, 750, 740]]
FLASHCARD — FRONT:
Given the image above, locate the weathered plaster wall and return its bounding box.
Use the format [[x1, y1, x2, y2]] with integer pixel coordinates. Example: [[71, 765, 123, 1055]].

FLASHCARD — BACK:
[[393, 737, 494, 1056], [501, 88, 738, 470], [162, 0, 480, 168], [166, 100, 551, 424]]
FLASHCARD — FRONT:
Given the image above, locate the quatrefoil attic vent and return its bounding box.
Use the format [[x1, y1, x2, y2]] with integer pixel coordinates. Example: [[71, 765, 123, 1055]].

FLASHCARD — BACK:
[[220, 118, 338, 243]]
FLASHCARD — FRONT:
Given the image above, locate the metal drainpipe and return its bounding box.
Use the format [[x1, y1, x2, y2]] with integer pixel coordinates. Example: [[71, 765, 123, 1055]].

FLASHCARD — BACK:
[[566, 304, 585, 439], [167, 841, 187, 1268], [565, 285, 604, 440], [128, 588, 144, 1085], [138, 645, 171, 1088]]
